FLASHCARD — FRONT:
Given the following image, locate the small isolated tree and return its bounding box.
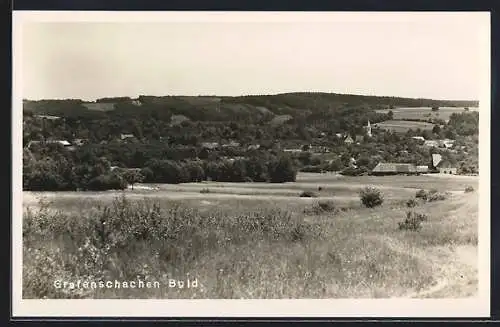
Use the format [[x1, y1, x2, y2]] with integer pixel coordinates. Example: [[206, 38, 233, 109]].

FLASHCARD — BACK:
[[123, 169, 144, 190], [359, 187, 384, 208], [464, 107, 470, 111], [431, 106, 440, 112], [387, 110, 394, 120]]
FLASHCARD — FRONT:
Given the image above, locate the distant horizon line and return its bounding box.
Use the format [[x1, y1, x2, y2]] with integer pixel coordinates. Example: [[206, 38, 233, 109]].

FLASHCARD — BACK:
[[22, 91, 480, 103]]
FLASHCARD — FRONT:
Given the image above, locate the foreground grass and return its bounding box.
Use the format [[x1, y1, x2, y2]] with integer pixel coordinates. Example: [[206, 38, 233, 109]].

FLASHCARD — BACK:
[[22, 189, 478, 299]]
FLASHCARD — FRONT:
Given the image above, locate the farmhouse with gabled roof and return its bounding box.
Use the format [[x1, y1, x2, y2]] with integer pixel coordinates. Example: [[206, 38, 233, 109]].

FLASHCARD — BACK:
[[371, 162, 418, 175], [429, 153, 457, 174]]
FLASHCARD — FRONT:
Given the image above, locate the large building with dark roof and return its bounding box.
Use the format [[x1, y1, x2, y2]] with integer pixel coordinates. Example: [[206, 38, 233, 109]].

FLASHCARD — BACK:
[[371, 162, 418, 175]]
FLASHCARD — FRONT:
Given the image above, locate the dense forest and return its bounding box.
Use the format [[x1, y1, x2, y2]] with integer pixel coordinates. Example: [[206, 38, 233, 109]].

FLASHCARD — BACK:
[[22, 93, 479, 191], [23, 92, 478, 122]]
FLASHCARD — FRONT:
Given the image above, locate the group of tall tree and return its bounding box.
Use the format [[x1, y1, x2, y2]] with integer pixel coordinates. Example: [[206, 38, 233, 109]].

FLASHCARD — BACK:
[[23, 141, 298, 191]]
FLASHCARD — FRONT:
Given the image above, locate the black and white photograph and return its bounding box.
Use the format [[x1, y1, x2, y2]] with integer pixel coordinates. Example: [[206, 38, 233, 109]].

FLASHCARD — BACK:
[[12, 11, 490, 317]]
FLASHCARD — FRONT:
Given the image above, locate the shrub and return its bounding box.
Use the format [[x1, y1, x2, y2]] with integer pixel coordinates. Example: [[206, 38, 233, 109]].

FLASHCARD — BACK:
[[398, 211, 429, 231], [359, 187, 384, 208], [415, 189, 427, 200], [289, 222, 322, 242], [406, 198, 419, 208], [317, 200, 336, 212], [427, 191, 448, 202], [465, 186, 475, 193], [290, 223, 308, 242], [300, 190, 318, 198], [200, 188, 211, 194], [304, 200, 337, 215]]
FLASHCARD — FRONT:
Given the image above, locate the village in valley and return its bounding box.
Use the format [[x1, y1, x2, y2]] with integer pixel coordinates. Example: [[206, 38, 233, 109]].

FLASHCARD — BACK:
[[23, 98, 478, 189], [282, 119, 464, 176]]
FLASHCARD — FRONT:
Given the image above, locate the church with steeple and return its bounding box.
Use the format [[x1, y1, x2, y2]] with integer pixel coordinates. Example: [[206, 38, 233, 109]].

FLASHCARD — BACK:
[[365, 120, 372, 137]]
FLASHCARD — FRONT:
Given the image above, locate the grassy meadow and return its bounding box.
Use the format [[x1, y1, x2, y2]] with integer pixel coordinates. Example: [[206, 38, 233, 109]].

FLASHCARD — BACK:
[[375, 106, 476, 122], [22, 173, 479, 299], [372, 120, 435, 133]]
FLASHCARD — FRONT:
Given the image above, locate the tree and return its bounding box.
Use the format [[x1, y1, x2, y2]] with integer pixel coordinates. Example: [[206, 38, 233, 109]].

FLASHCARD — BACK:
[[268, 155, 297, 183], [246, 157, 269, 182], [432, 125, 441, 134], [185, 162, 205, 182], [431, 106, 439, 112], [122, 169, 145, 190], [387, 110, 394, 120], [140, 167, 155, 182]]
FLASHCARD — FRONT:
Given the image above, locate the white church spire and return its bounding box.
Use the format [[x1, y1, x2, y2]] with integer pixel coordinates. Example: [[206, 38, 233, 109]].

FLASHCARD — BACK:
[[366, 120, 372, 137]]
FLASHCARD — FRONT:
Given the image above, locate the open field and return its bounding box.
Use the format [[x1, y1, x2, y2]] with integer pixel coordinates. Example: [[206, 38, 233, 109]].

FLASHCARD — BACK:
[[373, 120, 435, 133], [22, 173, 478, 299], [375, 107, 478, 122]]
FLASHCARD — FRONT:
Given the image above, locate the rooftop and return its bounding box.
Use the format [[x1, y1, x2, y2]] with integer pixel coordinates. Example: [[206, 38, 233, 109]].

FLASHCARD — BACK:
[[372, 162, 417, 173]]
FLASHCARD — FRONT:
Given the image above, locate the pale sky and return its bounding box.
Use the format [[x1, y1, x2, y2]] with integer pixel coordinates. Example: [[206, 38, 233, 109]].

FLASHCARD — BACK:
[[18, 12, 489, 101]]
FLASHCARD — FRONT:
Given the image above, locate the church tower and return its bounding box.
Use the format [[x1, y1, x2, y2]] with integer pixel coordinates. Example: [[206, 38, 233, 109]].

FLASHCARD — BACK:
[[366, 120, 372, 137]]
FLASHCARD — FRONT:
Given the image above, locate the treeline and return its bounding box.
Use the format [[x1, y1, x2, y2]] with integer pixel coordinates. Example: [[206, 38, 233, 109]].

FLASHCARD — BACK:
[[23, 144, 298, 191], [226, 92, 479, 111]]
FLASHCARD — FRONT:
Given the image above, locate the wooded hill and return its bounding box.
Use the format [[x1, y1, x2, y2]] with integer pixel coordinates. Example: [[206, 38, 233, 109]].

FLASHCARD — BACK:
[[23, 92, 479, 123]]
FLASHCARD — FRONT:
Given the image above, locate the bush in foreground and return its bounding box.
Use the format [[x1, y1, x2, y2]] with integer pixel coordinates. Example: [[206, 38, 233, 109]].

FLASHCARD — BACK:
[[359, 187, 384, 208], [427, 191, 448, 202], [317, 200, 336, 212], [415, 189, 448, 202], [23, 196, 324, 298], [398, 211, 429, 231]]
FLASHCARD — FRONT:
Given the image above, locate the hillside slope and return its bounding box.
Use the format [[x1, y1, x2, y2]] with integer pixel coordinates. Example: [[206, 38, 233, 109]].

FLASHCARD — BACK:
[[23, 93, 479, 122]]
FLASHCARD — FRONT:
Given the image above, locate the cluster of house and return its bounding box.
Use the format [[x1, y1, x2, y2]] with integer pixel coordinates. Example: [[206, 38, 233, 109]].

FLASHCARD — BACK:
[[371, 153, 457, 175], [342, 120, 373, 145], [411, 136, 455, 149]]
